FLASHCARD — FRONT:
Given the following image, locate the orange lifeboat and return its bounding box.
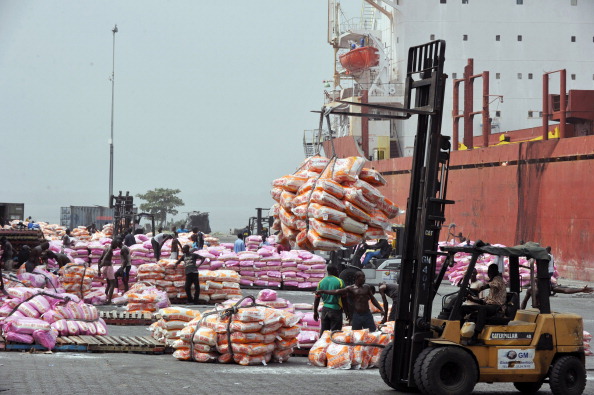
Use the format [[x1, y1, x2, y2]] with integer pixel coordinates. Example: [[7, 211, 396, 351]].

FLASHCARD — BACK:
[[339, 46, 379, 73]]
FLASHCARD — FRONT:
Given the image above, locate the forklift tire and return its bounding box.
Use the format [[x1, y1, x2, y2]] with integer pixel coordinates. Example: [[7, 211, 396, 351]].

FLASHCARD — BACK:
[[379, 342, 419, 392], [513, 381, 543, 394], [549, 356, 586, 395], [415, 346, 477, 395], [413, 347, 436, 393]]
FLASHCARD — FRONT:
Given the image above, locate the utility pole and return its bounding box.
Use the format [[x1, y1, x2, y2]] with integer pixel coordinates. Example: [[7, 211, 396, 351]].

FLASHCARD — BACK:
[[109, 24, 118, 208]]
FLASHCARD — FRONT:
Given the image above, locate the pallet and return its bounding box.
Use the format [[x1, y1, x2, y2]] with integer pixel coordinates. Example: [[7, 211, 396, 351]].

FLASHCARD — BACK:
[[291, 348, 311, 357], [99, 311, 156, 325], [0, 335, 171, 354]]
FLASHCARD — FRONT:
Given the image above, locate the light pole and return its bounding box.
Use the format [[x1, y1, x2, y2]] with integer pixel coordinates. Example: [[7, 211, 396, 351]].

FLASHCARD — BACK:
[[109, 24, 118, 207]]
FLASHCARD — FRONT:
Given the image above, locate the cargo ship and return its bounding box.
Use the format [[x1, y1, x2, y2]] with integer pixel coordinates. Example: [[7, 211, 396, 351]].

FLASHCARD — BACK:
[[309, 1, 594, 281]]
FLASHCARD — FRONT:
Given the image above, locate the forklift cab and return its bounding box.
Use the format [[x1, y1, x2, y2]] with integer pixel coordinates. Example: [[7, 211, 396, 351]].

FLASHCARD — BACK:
[[413, 241, 586, 395]]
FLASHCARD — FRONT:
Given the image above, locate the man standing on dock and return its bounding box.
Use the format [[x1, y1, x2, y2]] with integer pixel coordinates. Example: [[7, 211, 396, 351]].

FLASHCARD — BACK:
[[234, 233, 245, 253], [99, 239, 118, 304], [175, 245, 206, 304], [317, 271, 384, 331], [0, 237, 14, 271], [313, 265, 349, 335]]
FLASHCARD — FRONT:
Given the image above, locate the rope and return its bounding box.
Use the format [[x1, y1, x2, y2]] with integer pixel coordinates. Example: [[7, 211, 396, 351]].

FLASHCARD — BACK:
[[31, 269, 59, 293], [7, 291, 71, 318], [329, 329, 387, 349], [187, 295, 271, 362]]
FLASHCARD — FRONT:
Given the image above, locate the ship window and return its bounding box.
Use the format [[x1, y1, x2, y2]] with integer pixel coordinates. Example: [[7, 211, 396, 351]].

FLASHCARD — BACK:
[[517, 35, 522, 41], [516, 0, 523, 4], [496, 73, 501, 79], [440, 0, 446, 3], [462, 0, 468, 4], [571, 36, 576, 42], [528, 111, 533, 118], [463, 34, 468, 41], [571, 0, 577, 5], [496, 111, 501, 117], [496, 35, 501, 41], [539, 111, 543, 117], [430, 34, 435, 40], [452, 72, 457, 79], [517, 73, 522, 79], [571, 74, 576, 80], [528, 73, 533, 79]]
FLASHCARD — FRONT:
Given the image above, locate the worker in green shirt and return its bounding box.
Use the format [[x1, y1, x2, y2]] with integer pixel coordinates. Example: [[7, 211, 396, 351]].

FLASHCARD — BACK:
[[313, 265, 349, 335]]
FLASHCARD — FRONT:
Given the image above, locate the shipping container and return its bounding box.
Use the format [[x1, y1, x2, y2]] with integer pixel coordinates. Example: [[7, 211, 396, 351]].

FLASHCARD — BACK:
[[0, 202, 25, 224], [60, 206, 114, 229]]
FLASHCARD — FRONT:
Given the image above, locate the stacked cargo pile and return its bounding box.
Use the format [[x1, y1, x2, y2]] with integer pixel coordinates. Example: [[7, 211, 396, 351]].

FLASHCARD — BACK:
[[270, 156, 398, 251], [71, 226, 91, 242], [125, 282, 170, 313], [296, 310, 320, 348], [245, 235, 262, 252], [59, 263, 98, 299], [172, 298, 301, 365], [150, 306, 202, 346], [214, 247, 326, 290], [584, 331, 592, 356], [0, 288, 108, 350], [308, 326, 392, 369], [436, 241, 557, 287]]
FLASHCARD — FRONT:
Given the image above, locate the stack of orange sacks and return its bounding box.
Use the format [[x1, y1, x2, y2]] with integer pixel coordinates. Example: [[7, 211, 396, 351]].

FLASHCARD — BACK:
[[172, 305, 301, 365], [308, 324, 394, 369], [270, 156, 399, 250]]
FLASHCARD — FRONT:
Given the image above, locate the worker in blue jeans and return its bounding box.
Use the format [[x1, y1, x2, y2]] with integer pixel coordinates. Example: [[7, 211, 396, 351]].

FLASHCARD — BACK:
[[361, 238, 392, 267]]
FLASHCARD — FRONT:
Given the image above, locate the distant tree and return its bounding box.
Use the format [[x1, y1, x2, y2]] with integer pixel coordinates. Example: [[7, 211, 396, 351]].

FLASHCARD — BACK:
[[136, 188, 184, 228]]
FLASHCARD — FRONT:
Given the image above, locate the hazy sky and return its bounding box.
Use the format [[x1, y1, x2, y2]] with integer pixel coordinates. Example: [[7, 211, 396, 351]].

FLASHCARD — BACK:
[[0, 1, 346, 232]]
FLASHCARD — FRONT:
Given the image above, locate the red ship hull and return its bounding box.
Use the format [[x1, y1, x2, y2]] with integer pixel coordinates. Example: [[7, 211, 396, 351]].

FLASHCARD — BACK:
[[324, 134, 594, 281]]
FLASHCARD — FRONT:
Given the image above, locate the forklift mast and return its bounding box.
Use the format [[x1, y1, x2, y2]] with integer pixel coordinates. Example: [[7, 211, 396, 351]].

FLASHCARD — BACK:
[[318, 40, 450, 390], [390, 41, 451, 388]]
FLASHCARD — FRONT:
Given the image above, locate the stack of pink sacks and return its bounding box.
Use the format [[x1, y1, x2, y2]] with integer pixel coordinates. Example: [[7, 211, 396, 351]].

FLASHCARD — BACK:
[[72, 242, 90, 264], [584, 331, 592, 356], [244, 235, 262, 252], [0, 287, 108, 349], [253, 289, 295, 312], [270, 156, 399, 251], [206, 244, 327, 290], [292, 303, 319, 348], [17, 268, 60, 290], [436, 241, 554, 287]]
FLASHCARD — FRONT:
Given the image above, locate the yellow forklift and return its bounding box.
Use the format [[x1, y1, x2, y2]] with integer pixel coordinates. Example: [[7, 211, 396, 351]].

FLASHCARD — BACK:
[[339, 40, 586, 394]]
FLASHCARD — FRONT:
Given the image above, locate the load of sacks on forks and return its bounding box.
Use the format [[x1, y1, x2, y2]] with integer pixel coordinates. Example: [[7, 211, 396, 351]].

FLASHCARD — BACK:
[[0, 286, 108, 350], [435, 240, 559, 287], [270, 156, 399, 251], [307, 323, 395, 370]]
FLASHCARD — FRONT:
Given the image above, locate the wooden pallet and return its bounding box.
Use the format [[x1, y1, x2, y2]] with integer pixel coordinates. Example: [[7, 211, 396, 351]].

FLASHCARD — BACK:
[[291, 348, 311, 357], [0, 335, 171, 354], [99, 311, 156, 325]]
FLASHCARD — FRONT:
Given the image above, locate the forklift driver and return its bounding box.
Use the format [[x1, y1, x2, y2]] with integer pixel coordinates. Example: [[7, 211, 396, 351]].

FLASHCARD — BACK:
[[460, 263, 507, 344]]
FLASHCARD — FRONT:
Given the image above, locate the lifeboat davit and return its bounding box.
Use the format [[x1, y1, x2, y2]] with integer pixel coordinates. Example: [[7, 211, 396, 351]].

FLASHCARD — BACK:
[[339, 46, 379, 73]]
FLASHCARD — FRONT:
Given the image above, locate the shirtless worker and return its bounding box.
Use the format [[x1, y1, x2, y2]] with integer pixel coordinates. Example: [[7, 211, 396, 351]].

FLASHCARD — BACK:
[[117, 237, 132, 293], [317, 271, 384, 331], [98, 239, 118, 304], [45, 250, 72, 268]]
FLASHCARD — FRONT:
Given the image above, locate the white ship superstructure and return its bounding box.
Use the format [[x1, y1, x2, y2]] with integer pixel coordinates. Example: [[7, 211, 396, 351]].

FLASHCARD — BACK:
[[312, 0, 594, 158]]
